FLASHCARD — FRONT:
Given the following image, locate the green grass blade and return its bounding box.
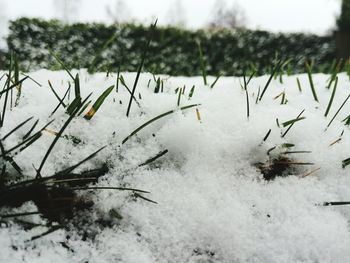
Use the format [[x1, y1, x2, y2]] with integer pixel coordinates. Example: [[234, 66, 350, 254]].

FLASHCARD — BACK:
[[306, 61, 318, 102], [49, 49, 75, 81], [0, 76, 28, 98], [259, 60, 281, 101], [36, 94, 92, 177], [71, 187, 149, 194], [13, 53, 22, 106], [119, 75, 141, 108], [210, 75, 221, 89], [126, 20, 157, 117], [1, 116, 33, 141], [116, 67, 120, 93], [255, 86, 261, 104], [1, 55, 12, 127], [74, 74, 81, 100], [296, 77, 302, 92], [23, 119, 39, 140], [244, 75, 250, 118], [189, 85, 195, 99], [342, 158, 350, 168], [122, 104, 199, 144], [50, 86, 70, 117], [197, 41, 207, 85], [154, 78, 161, 93], [325, 76, 338, 117], [282, 117, 306, 127], [139, 149, 168, 167], [327, 94, 350, 128], [54, 146, 106, 177], [48, 80, 67, 108], [177, 87, 182, 106], [84, 85, 114, 120], [282, 109, 305, 138], [262, 129, 272, 142]]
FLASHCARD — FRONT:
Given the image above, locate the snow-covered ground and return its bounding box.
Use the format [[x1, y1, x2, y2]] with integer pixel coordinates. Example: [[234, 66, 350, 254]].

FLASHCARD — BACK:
[[1, 70, 350, 262]]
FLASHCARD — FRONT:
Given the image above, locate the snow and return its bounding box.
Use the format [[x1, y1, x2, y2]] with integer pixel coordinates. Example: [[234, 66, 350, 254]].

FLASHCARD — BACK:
[[1, 70, 350, 262]]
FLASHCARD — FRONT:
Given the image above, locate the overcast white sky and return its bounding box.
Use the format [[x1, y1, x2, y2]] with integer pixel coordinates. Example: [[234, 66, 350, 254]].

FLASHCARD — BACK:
[[0, 0, 342, 34]]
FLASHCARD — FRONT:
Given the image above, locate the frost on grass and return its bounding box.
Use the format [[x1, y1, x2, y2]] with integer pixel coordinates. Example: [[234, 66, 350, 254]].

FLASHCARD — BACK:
[[0, 70, 350, 262]]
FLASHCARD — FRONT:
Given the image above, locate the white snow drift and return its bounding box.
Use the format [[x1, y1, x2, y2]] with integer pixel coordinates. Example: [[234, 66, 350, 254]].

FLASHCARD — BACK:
[[0, 70, 350, 262]]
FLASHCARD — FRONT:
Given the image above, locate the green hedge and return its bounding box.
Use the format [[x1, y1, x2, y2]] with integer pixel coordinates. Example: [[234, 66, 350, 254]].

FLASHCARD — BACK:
[[6, 18, 336, 76]]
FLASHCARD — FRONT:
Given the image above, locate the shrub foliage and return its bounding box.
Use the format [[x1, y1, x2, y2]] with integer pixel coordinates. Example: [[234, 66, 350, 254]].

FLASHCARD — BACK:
[[6, 18, 336, 75]]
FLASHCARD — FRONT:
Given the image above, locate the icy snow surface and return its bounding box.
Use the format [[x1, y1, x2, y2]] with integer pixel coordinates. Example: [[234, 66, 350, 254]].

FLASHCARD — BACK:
[[1, 70, 350, 262]]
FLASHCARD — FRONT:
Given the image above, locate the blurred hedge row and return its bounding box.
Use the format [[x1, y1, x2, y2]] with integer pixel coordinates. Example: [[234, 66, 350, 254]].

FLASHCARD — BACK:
[[5, 18, 336, 75]]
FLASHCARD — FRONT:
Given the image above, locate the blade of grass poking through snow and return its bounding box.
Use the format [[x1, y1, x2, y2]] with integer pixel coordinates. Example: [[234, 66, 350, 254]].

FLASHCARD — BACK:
[[134, 193, 158, 204], [0, 76, 28, 98], [0, 139, 22, 174], [74, 74, 81, 100], [255, 86, 260, 104], [36, 94, 92, 178], [48, 80, 66, 108], [71, 187, 149, 193], [328, 201, 350, 207], [49, 49, 74, 81], [23, 119, 39, 140], [1, 116, 33, 141], [197, 41, 207, 85], [116, 67, 120, 93], [21, 73, 42, 87], [296, 77, 302, 92], [247, 70, 256, 85], [282, 109, 305, 138], [327, 94, 350, 128], [343, 115, 350, 126], [126, 20, 157, 118], [139, 149, 168, 167], [54, 146, 106, 177], [177, 87, 182, 106], [280, 91, 286, 105], [50, 86, 70, 117], [1, 54, 12, 127], [66, 74, 82, 115], [84, 85, 114, 120], [119, 75, 141, 108], [244, 74, 250, 118], [122, 104, 199, 144], [342, 158, 350, 168], [13, 53, 21, 106], [0, 211, 41, 219], [326, 59, 341, 89], [325, 76, 338, 117], [262, 129, 272, 142], [210, 74, 221, 89], [154, 77, 161, 93], [259, 60, 281, 101], [31, 226, 62, 241], [306, 61, 318, 102], [282, 116, 306, 127], [1, 120, 54, 157], [189, 85, 195, 99]]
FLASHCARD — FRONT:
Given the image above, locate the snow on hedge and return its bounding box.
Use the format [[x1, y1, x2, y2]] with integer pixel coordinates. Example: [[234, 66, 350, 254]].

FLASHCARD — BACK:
[[1, 70, 350, 262]]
